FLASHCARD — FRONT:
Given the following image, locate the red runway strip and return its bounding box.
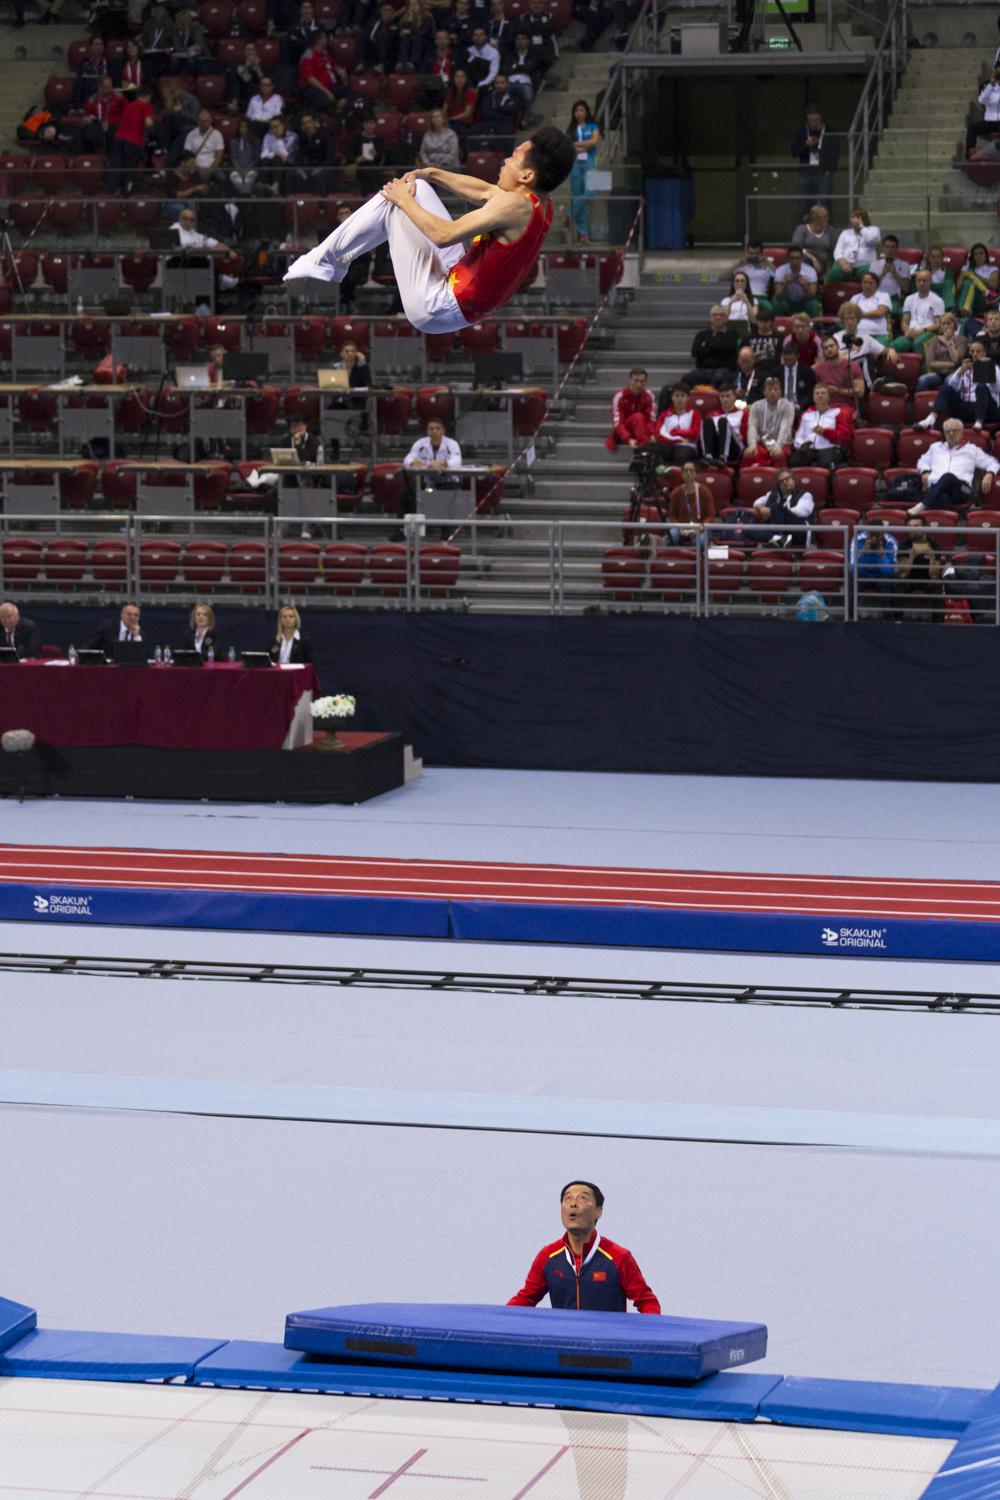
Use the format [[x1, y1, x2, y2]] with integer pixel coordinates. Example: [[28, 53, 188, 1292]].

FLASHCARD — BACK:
[[1, 845, 999, 922]]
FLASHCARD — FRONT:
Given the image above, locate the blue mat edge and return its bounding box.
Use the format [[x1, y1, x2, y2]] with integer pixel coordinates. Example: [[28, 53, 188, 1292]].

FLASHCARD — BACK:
[[0, 1296, 37, 1354], [3, 880, 1000, 961]]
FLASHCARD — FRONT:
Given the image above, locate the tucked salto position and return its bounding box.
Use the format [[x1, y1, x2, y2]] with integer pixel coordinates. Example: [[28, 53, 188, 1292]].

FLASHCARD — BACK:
[[283, 127, 575, 333], [509, 1179, 662, 1313]]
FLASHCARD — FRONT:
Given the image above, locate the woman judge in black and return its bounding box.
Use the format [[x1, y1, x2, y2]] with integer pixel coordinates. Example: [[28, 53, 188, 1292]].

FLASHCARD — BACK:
[[268, 604, 315, 666]]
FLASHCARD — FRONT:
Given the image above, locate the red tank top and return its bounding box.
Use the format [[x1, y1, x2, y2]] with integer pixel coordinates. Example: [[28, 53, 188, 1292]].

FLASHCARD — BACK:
[[449, 194, 553, 324]]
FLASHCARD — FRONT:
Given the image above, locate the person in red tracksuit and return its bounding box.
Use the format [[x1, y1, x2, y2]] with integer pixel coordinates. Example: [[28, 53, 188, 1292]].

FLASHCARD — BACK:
[[606, 366, 654, 453], [508, 1180, 661, 1314]]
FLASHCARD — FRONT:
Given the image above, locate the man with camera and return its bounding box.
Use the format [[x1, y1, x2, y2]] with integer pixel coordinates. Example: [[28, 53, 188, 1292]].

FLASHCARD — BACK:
[[815, 335, 866, 404], [967, 65, 1000, 157], [915, 337, 1000, 431]]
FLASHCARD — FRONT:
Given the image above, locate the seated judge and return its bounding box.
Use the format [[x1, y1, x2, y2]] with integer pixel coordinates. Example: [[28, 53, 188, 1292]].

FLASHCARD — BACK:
[[268, 604, 314, 665], [508, 1180, 660, 1313], [88, 602, 141, 656], [0, 600, 41, 659], [182, 601, 222, 659]]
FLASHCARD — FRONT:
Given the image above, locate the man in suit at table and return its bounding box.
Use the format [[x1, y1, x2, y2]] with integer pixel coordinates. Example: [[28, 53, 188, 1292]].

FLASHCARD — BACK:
[[0, 601, 41, 659], [88, 602, 142, 657]]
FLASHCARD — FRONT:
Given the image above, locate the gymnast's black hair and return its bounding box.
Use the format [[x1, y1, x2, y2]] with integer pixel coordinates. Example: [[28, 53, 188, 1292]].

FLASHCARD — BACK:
[[525, 125, 576, 195], [561, 1180, 604, 1208]]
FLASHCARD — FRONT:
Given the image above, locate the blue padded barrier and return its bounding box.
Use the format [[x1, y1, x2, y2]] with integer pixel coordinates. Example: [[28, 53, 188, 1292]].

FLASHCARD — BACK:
[[759, 1376, 990, 1439], [922, 1381, 1000, 1498], [192, 1340, 781, 1420], [283, 1303, 767, 1381], [0, 1297, 36, 1353], [0, 1329, 229, 1382]]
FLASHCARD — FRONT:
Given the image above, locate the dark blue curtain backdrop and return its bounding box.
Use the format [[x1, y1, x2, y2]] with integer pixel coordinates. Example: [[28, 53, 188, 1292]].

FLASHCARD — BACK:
[[20, 606, 1000, 780]]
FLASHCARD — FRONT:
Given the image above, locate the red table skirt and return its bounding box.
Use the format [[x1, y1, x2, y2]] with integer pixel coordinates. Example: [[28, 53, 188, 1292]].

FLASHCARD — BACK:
[[0, 662, 320, 751]]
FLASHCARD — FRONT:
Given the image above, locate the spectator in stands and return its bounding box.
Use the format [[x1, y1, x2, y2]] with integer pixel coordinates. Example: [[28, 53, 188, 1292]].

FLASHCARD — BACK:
[[828, 206, 880, 283], [346, 115, 386, 190], [699, 384, 747, 467], [525, 0, 558, 69], [156, 78, 200, 161], [849, 271, 891, 340], [748, 309, 782, 368], [917, 311, 967, 391], [291, 113, 336, 196], [289, 414, 322, 466], [115, 39, 146, 92], [667, 460, 715, 544], [782, 311, 823, 366], [36, 0, 64, 22], [281, 3, 322, 75], [916, 338, 999, 432], [976, 305, 1000, 361], [206, 343, 232, 381], [745, 375, 794, 467], [606, 366, 653, 452], [834, 300, 901, 371], [489, 0, 515, 49], [732, 345, 768, 404], [228, 120, 261, 195], [893, 268, 945, 355], [565, 100, 600, 244], [850, 526, 898, 610], [467, 25, 501, 84], [260, 117, 298, 194], [895, 516, 943, 616], [788, 382, 851, 470], [771, 247, 820, 317], [138, 8, 177, 83], [334, 338, 371, 394], [477, 73, 519, 148], [968, 63, 1000, 156], [164, 152, 210, 218], [173, 204, 233, 254], [400, 417, 463, 515], [611, 0, 641, 51], [575, 0, 611, 52], [72, 37, 110, 109], [643, 386, 700, 464], [0, 603, 40, 659], [422, 28, 456, 109], [361, 0, 401, 71], [445, 0, 476, 57], [719, 240, 775, 316], [792, 204, 837, 279], [446, 67, 479, 141], [78, 75, 123, 153], [502, 31, 541, 104], [395, 0, 435, 72], [791, 105, 839, 218], [955, 243, 999, 320], [269, 605, 315, 666], [183, 603, 222, 660], [911, 416, 999, 514], [720, 271, 758, 336], [185, 107, 226, 184], [104, 85, 153, 195], [752, 466, 815, 547], [924, 245, 953, 302], [233, 41, 267, 111], [170, 10, 210, 76], [870, 235, 911, 305], [247, 77, 285, 137], [680, 306, 739, 392], [418, 107, 461, 168], [89, 603, 142, 654], [777, 341, 815, 406], [299, 30, 349, 117], [814, 334, 865, 404]]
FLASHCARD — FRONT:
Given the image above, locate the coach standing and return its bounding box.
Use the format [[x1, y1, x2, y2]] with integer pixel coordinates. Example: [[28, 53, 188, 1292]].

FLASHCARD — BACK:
[[508, 1180, 661, 1313]]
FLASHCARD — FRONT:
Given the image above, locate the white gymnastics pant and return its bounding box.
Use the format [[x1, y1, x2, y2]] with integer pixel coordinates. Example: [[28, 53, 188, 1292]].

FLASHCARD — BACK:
[[283, 180, 471, 334]]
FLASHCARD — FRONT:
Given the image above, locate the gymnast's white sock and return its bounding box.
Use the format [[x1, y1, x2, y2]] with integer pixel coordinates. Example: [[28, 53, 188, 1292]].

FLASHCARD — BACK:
[[283, 193, 393, 282]]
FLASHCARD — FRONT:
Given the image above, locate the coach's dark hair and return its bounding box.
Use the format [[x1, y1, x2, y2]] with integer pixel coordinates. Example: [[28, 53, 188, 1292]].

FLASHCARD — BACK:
[[525, 125, 576, 194], [561, 1180, 604, 1208]]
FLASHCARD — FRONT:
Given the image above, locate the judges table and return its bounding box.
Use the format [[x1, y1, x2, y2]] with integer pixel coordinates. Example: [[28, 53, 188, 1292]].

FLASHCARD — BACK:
[[409, 467, 494, 522], [0, 387, 140, 460], [0, 661, 320, 751]]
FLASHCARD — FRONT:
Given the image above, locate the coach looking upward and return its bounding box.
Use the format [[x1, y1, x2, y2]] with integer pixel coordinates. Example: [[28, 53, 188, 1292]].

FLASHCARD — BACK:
[[508, 1180, 661, 1313]]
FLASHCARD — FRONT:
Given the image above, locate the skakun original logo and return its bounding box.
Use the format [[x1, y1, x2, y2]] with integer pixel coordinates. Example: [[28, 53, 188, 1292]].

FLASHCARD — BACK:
[[821, 925, 887, 951], [33, 893, 93, 918]]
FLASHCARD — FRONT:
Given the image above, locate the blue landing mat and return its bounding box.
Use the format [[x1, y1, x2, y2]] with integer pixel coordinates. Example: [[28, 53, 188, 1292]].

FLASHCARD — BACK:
[[0, 1329, 228, 1381], [192, 1340, 781, 1420], [283, 1303, 767, 1381], [923, 1381, 1000, 1498], [759, 1376, 990, 1439], [0, 1296, 35, 1354]]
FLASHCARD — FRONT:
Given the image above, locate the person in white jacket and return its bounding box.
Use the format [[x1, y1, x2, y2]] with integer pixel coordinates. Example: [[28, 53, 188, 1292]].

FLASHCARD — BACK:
[[968, 66, 1000, 156], [828, 207, 881, 283]]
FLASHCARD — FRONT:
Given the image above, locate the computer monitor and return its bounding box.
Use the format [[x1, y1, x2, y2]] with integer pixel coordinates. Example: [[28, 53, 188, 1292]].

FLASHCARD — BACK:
[[175, 365, 212, 389], [474, 351, 523, 388], [0, 648, 17, 665], [113, 640, 148, 666], [148, 227, 181, 250], [223, 351, 270, 382], [241, 652, 273, 669]]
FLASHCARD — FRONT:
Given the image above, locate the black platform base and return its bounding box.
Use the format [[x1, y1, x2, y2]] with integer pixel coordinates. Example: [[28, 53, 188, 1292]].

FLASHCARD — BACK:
[[0, 735, 406, 804]]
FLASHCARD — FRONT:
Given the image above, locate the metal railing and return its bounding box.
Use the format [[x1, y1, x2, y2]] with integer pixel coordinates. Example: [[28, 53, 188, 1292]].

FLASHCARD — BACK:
[[1, 514, 996, 623]]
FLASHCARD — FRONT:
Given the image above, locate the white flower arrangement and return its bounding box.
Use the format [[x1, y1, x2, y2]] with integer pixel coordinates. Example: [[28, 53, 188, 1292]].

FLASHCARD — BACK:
[[312, 694, 356, 720]]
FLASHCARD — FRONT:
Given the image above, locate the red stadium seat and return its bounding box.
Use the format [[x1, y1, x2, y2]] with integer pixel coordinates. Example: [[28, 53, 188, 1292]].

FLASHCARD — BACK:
[[193, 463, 231, 511], [865, 392, 907, 427], [214, 37, 245, 64], [2, 537, 42, 582], [822, 281, 861, 317], [964, 509, 1000, 544], [832, 466, 878, 512], [349, 73, 383, 102], [92, 198, 123, 235], [211, 113, 240, 147], [293, 317, 329, 362], [465, 152, 501, 184], [230, 540, 267, 591], [199, 1, 233, 35], [278, 540, 321, 591], [329, 36, 356, 69], [204, 315, 242, 350], [648, 547, 696, 601], [376, 387, 412, 434], [373, 110, 401, 143], [790, 466, 829, 508], [798, 549, 847, 594], [458, 321, 498, 355], [323, 541, 367, 593], [370, 543, 408, 595], [919, 510, 959, 546], [44, 77, 75, 110], [700, 469, 733, 508], [416, 386, 453, 426], [48, 197, 85, 239], [866, 507, 909, 538], [371, 462, 405, 512], [41, 254, 69, 294], [0, 156, 31, 196], [246, 386, 281, 433], [556, 318, 587, 363], [59, 463, 98, 510], [166, 316, 201, 360], [707, 548, 745, 600], [404, 111, 431, 138], [284, 387, 320, 426], [814, 507, 860, 551], [139, 539, 181, 588], [183, 539, 227, 586], [688, 388, 719, 416], [850, 429, 894, 469], [92, 539, 128, 589], [313, 0, 339, 23], [602, 546, 644, 598], [747, 548, 794, 603], [124, 199, 162, 233], [45, 537, 88, 588], [895, 353, 923, 391], [67, 39, 91, 70], [330, 316, 370, 351], [101, 460, 137, 508], [419, 544, 461, 594], [386, 73, 418, 111], [18, 392, 57, 431], [896, 427, 938, 467], [598, 253, 623, 295], [194, 74, 228, 109], [736, 469, 773, 505], [284, 197, 321, 237], [513, 389, 545, 436], [10, 201, 47, 237], [32, 155, 68, 194], [424, 330, 454, 362], [941, 247, 966, 274], [911, 391, 937, 424], [237, 0, 267, 31], [71, 155, 107, 194]]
